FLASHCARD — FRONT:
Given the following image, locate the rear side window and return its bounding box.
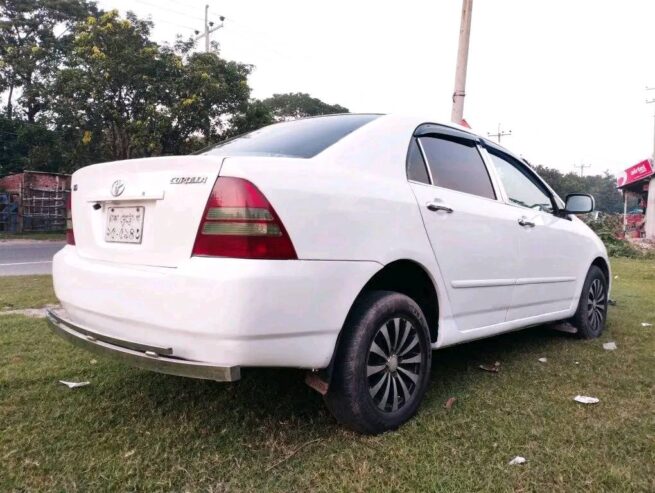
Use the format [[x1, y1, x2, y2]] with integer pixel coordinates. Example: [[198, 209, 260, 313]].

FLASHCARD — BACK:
[[406, 138, 430, 184], [201, 114, 380, 158], [418, 136, 496, 199]]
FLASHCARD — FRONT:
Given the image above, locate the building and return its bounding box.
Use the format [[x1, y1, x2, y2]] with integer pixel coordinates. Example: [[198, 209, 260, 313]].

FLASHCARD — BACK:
[[0, 171, 71, 233], [617, 159, 653, 239]]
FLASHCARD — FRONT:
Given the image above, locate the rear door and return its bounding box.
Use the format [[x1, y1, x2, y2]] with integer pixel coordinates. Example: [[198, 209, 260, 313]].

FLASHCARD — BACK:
[[408, 125, 520, 331], [484, 146, 583, 320]]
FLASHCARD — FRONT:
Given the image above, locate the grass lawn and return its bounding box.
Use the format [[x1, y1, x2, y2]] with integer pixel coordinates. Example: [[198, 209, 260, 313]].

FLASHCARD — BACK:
[[0, 275, 57, 311], [1, 258, 653, 491]]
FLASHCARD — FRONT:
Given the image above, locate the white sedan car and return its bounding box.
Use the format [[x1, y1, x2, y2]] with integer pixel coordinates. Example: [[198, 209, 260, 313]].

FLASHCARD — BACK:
[[49, 114, 610, 434]]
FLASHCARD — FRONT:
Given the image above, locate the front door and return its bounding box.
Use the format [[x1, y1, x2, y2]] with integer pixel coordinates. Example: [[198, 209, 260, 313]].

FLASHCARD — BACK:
[[407, 125, 520, 332], [485, 147, 583, 320]]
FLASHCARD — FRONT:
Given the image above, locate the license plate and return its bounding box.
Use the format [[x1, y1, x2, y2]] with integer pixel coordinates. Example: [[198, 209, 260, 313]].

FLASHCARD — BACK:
[[105, 206, 145, 244]]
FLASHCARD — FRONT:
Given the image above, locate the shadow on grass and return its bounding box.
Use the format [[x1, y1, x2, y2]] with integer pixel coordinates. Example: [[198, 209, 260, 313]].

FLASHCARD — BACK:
[[103, 324, 576, 438]]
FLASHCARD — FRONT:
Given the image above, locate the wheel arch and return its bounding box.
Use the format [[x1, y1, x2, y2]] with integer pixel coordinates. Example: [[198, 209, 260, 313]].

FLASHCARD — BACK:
[[316, 259, 440, 388], [591, 256, 610, 283], [352, 259, 441, 344]]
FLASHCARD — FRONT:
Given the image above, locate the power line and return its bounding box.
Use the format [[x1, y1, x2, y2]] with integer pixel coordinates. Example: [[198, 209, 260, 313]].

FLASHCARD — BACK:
[[135, 0, 204, 22], [152, 18, 197, 32]]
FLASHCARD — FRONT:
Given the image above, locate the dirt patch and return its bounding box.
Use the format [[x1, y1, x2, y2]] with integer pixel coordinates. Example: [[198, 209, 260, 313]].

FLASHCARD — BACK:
[[0, 304, 61, 318]]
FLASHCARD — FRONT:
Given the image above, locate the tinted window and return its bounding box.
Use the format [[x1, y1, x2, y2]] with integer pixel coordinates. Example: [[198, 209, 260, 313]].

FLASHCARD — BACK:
[[406, 138, 430, 184], [489, 151, 554, 213], [201, 114, 380, 158], [418, 136, 496, 199]]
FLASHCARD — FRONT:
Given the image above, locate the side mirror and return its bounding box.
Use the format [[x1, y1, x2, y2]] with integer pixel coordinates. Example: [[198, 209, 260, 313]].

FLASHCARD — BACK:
[[564, 193, 595, 214]]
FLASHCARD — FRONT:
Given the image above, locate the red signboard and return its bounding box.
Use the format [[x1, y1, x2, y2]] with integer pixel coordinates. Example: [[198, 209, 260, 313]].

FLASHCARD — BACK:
[[617, 158, 654, 188]]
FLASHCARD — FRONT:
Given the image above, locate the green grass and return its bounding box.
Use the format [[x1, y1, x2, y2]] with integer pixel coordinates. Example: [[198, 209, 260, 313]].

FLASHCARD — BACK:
[[1, 259, 654, 491], [0, 275, 57, 310], [0, 231, 66, 241]]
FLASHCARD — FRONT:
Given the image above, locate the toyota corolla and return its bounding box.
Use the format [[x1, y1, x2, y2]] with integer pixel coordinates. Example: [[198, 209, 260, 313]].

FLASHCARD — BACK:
[[49, 114, 610, 434]]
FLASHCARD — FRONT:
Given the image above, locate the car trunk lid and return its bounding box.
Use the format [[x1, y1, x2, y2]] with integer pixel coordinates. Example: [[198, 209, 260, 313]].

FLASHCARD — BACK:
[[70, 155, 224, 268]]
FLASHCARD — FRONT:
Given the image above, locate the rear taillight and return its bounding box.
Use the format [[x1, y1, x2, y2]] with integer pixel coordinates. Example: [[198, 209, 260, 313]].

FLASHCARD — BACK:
[[192, 177, 297, 260], [66, 191, 75, 245]]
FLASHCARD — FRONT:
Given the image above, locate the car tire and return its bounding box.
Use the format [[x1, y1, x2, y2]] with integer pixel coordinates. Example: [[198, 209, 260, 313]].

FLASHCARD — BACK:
[[571, 265, 608, 339], [324, 290, 432, 435]]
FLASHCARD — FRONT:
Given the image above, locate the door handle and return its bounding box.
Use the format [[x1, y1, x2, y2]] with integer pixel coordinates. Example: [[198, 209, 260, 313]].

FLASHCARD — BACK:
[[426, 201, 454, 213], [518, 217, 535, 227]]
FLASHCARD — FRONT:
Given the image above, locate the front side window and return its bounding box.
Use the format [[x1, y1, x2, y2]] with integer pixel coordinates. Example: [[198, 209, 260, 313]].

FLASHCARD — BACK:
[[418, 136, 496, 199], [489, 151, 555, 213]]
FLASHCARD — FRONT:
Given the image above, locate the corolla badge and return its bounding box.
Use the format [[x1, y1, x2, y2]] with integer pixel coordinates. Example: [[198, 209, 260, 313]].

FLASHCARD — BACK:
[[111, 179, 125, 197]]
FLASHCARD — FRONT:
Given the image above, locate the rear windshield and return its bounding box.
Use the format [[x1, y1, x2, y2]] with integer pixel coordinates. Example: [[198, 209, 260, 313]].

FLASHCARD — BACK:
[[201, 114, 381, 158]]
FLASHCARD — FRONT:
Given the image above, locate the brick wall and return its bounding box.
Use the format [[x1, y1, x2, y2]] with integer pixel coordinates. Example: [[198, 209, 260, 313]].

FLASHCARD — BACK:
[[0, 173, 23, 192], [0, 172, 71, 192]]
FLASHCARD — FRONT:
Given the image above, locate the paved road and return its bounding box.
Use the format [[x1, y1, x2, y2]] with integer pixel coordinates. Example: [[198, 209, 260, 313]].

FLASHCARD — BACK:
[[0, 240, 65, 276]]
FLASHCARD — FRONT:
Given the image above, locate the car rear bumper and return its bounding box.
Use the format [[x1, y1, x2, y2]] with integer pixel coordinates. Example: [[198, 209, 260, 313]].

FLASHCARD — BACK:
[[47, 309, 240, 381], [52, 246, 380, 370]]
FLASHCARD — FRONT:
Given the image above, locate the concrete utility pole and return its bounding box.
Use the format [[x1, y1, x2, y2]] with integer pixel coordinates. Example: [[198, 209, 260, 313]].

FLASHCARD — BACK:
[[488, 123, 511, 144], [451, 0, 473, 124], [194, 4, 225, 53], [647, 87, 655, 159], [573, 163, 591, 177], [645, 87, 655, 239]]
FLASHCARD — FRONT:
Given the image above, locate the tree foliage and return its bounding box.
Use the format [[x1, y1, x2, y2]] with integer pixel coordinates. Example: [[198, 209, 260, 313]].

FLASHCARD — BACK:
[[0, 5, 347, 174], [534, 165, 623, 213], [263, 92, 348, 121], [0, 0, 92, 122]]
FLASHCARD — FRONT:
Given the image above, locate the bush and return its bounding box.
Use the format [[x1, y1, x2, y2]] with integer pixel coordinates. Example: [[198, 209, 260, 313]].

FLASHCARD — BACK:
[[583, 213, 644, 258]]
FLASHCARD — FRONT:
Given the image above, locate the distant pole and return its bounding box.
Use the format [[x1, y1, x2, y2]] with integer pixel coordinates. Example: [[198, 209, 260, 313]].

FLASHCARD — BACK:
[[194, 4, 225, 53], [645, 87, 655, 238], [451, 0, 473, 124], [204, 5, 209, 52], [647, 87, 655, 159], [573, 163, 591, 177], [487, 123, 512, 144]]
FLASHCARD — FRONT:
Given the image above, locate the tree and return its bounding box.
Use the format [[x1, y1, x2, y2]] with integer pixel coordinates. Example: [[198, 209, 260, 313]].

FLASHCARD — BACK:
[[223, 99, 274, 139], [0, 116, 63, 175], [0, 6, 350, 173], [51, 11, 252, 165], [51, 11, 176, 162], [0, 0, 92, 121], [534, 165, 623, 213], [159, 50, 252, 152], [262, 92, 348, 121]]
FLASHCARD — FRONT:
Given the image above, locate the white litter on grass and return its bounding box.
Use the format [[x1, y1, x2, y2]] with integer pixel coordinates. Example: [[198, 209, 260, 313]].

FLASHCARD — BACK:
[[602, 342, 617, 351], [508, 456, 527, 465], [59, 380, 90, 389], [614, 275, 619, 279], [124, 449, 136, 458], [641, 322, 652, 327], [574, 395, 599, 404], [538, 357, 548, 363]]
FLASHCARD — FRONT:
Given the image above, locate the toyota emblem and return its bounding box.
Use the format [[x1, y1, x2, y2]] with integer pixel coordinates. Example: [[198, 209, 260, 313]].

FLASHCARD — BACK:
[[111, 180, 125, 197]]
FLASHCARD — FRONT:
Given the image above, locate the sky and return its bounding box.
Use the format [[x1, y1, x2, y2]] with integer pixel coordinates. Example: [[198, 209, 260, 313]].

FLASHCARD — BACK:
[[97, 0, 655, 177]]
